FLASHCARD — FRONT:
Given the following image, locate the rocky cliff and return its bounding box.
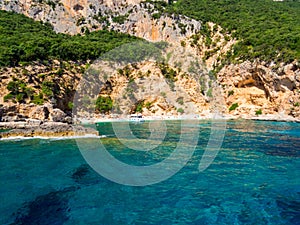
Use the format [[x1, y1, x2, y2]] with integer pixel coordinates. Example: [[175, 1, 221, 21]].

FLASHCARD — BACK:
[[219, 60, 300, 119], [0, 0, 299, 122], [1, 56, 298, 122], [0, 0, 187, 39], [0, 60, 84, 122]]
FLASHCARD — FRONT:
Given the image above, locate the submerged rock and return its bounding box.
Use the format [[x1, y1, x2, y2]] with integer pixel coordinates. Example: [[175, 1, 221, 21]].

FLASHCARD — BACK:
[[71, 164, 102, 185], [13, 187, 77, 225], [276, 197, 300, 224]]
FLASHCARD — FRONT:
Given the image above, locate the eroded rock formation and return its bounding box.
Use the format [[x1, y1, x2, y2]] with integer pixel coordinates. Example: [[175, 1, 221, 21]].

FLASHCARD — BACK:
[[218, 61, 300, 118]]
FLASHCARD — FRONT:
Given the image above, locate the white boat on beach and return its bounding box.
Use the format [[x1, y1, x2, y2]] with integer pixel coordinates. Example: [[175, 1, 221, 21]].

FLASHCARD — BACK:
[[129, 114, 145, 122]]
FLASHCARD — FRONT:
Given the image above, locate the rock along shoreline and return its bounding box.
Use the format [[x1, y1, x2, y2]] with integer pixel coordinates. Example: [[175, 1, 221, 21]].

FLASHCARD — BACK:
[[0, 121, 99, 140], [1, 114, 299, 140]]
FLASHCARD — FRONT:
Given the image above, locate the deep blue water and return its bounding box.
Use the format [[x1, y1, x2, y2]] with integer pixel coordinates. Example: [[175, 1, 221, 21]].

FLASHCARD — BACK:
[[0, 120, 299, 225]]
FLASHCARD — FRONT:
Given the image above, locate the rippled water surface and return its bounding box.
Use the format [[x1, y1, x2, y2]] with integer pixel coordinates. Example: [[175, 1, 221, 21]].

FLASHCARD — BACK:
[[0, 120, 299, 224]]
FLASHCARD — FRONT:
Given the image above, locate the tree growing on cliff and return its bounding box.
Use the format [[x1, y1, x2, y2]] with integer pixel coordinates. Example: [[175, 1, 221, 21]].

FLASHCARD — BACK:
[[95, 96, 113, 114]]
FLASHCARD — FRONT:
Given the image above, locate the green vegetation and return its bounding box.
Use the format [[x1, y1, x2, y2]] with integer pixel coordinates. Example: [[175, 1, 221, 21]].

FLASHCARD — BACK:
[[160, 92, 167, 98], [159, 63, 177, 81], [103, 41, 167, 64], [145, 0, 169, 12], [95, 96, 113, 113], [0, 10, 138, 66], [41, 81, 55, 97], [206, 88, 213, 98], [145, 102, 152, 109], [152, 13, 162, 20], [228, 90, 234, 97], [136, 101, 145, 113], [255, 109, 263, 115], [177, 108, 184, 114], [135, 101, 152, 112], [112, 15, 128, 24], [167, 0, 300, 63], [4, 78, 52, 104], [67, 101, 74, 110], [158, 63, 177, 90], [229, 103, 239, 111], [1, 1, 298, 68], [176, 97, 184, 105], [32, 93, 44, 105], [4, 79, 34, 103]]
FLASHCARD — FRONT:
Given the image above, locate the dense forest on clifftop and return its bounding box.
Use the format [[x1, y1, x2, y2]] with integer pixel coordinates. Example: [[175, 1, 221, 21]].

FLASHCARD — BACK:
[[168, 0, 300, 62], [0, 11, 138, 66], [0, 0, 299, 66]]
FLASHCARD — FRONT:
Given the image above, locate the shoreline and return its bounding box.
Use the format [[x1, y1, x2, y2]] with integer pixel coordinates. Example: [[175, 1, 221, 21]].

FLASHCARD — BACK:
[[1, 114, 299, 140], [0, 134, 101, 141], [85, 114, 300, 124], [0, 122, 99, 140]]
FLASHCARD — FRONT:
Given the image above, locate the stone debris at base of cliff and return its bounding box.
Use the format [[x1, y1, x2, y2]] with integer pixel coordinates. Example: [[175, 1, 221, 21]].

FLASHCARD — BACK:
[[0, 122, 99, 139]]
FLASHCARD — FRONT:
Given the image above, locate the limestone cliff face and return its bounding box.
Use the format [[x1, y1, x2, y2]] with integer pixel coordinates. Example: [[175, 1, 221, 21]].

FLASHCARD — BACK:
[[218, 61, 300, 118], [0, 59, 211, 121], [0, 59, 299, 121], [97, 61, 209, 117], [0, 0, 189, 41], [0, 60, 84, 122]]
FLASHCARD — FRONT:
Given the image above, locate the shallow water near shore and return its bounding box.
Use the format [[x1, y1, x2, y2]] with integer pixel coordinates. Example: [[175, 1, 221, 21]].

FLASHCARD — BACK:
[[0, 120, 299, 224]]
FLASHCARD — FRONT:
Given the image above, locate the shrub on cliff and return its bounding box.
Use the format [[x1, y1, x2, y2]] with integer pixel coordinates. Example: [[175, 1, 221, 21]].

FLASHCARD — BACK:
[[229, 103, 239, 111], [255, 109, 263, 116], [95, 96, 113, 114], [5, 79, 34, 103]]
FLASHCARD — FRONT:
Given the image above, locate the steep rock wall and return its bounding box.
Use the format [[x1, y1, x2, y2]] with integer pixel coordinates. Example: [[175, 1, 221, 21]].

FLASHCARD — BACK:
[[218, 61, 300, 118]]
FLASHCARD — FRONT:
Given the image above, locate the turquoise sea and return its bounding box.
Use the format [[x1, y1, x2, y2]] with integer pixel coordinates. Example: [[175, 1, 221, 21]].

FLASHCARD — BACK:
[[0, 120, 299, 225]]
